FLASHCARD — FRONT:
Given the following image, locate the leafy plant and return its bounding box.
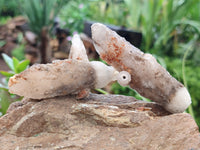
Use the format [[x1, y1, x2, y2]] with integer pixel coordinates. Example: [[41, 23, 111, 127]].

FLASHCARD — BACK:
[[122, 0, 200, 55], [22, 0, 69, 36], [0, 53, 30, 116], [153, 0, 199, 54], [165, 54, 200, 127], [10, 32, 26, 61], [59, 0, 91, 33], [124, 0, 141, 30], [11, 44, 26, 61], [0, 90, 12, 115], [0, 16, 11, 25], [86, 0, 200, 56], [0, 40, 6, 48], [87, 0, 128, 27], [0, 53, 29, 76], [21, 0, 68, 63], [0, 0, 21, 17], [23, 0, 52, 34], [181, 38, 197, 118]]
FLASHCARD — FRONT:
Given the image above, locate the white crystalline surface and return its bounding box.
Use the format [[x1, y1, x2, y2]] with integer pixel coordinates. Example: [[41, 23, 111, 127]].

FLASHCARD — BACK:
[[92, 23, 191, 113], [90, 61, 118, 88], [165, 87, 191, 113], [117, 71, 131, 86], [69, 34, 89, 62]]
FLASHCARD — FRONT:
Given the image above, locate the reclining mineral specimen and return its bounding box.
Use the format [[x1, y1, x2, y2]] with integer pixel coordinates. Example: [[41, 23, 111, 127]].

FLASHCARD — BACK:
[[8, 34, 118, 99], [91, 23, 191, 113]]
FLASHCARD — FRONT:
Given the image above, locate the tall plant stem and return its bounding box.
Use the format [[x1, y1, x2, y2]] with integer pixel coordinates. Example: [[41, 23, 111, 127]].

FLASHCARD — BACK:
[[182, 45, 194, 118], [95, 89, 109, 95]]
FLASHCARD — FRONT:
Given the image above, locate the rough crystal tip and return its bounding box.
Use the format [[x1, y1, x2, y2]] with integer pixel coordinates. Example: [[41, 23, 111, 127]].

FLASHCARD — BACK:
[[69, 34, 89, 62], [165, 87, 191, 113], [91, 23, 108, 55]]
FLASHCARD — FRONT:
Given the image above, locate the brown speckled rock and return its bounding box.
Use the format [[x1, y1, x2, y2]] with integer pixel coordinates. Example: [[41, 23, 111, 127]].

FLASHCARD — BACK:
[[0, 94, 199, 150]]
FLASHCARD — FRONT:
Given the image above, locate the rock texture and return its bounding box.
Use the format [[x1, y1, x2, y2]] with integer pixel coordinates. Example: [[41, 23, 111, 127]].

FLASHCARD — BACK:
[[0, 94, 199, 150]]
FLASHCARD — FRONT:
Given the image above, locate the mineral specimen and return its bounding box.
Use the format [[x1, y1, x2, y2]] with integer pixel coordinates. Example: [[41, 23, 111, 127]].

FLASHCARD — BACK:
[[91, 23, 191, 113], [8, 34, 118, 99]]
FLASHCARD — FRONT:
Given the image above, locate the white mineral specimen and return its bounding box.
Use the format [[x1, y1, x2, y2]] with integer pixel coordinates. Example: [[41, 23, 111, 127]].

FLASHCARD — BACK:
[[69, 34, 118, 89], [91, 23, 191, 113], [69, 34, 89, 62], [8, 60, 96, 99], [8, 34, 119, 99], [90, 61, 118, 88], [117, 71, 131, 86], [165, 87, 191, 113]]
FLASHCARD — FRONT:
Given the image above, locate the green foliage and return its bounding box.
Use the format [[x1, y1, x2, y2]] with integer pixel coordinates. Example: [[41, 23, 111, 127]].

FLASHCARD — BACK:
[[0, 0, 21, 17], [87, 0, 128, 27], [0, 54, 30, 116], [1, 53, 30, 75], [0, 91, 11, 115], [122, 0, 200, 54], [0, 40, 6, 48], [152, 0, 199, 54], [11, 33, 26, 61], [0, 16, 11, 25], [165, 56, 200, 126], [124, 0, 141, 30], [2, 53, 15, 72], [111, 82, 135, 96], [59, 0, 90, 33], [22, 0, 54, 35], [11, 44, 25, 61], [59, 0, 129, 33], [95, 88, 109, 95], [22, 0, 65, 36], [87, 0, 200, 55]]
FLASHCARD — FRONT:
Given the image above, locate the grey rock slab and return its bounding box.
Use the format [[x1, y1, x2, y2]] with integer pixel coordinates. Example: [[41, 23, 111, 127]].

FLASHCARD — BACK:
[[0, 94, 199, 150]]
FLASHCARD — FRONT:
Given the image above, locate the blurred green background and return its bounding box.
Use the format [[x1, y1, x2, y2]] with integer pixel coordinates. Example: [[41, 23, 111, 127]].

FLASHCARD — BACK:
[[0, 0, 200, 128]]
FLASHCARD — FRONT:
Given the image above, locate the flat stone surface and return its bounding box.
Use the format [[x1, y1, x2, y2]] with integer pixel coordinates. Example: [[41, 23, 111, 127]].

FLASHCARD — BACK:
[[0, 94, 199, 150]]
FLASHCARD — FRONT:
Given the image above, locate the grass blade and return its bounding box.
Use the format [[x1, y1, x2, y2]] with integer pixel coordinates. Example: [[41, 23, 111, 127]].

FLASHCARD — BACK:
[[16, 60, 30, 73], [2, 54, 14, 72]]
